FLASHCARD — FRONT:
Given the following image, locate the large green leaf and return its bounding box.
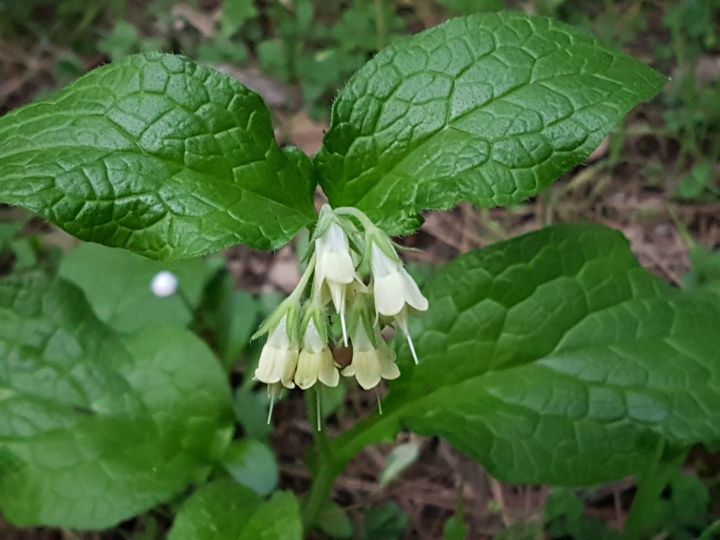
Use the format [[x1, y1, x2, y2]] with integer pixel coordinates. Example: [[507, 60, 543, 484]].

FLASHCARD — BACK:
[[222, 439, 278, 496], [337, 224, 720, 485], [168, 479, 302, 540], [0, 275, 233, 528], [59, 242, 222, 333], [0, 53, 316, 259], [316, 13, 666, 233]]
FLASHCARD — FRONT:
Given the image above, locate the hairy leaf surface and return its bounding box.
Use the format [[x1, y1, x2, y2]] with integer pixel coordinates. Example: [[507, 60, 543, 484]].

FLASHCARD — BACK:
[[168, 480, 302, 540], [345, 224, 720, 484], [0, 53, 316, 259], [0, 275, 233, 528], [317, 13, 666, 232]]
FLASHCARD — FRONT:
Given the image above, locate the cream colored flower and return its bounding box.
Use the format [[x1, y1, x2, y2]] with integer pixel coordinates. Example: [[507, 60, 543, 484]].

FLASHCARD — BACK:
[[315, 218, 357, 345], [294, 319, 339, 389], [370, 243, 428, 317], [342, 322, 400, 390], [370, 242, 427, 364], [254, 315, 298, 389], [316, 220, 355, 285]]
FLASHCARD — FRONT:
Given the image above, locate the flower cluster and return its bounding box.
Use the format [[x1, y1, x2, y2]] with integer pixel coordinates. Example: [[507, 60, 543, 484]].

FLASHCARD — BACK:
[[253, 205, 428, 421]]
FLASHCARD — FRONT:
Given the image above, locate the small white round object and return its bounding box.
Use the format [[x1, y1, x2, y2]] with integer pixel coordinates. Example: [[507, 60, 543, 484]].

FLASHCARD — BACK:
[[150, 271, 179, 298]]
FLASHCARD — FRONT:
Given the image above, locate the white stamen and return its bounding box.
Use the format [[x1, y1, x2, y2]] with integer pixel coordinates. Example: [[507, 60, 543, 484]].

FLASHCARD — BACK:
[[340, 302, 348, 346], [396, 310, 420, 364], [406, 333, 420, 365], [316, 389, 322, 432], [267, 393, 275, 424]]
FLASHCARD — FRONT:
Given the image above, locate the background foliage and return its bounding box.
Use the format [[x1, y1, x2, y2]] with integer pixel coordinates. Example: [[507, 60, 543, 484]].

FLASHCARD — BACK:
[[0, 0, 719, 538]]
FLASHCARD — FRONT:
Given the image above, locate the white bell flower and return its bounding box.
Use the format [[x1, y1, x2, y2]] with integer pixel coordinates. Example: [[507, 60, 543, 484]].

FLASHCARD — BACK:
[[254, 314, 299, 389], [342, 321, 400, 390], [370, 242, 427, 364], [315, 219, 356, 345], [294, 319, 339, 389], [370, 243, 428, 316]]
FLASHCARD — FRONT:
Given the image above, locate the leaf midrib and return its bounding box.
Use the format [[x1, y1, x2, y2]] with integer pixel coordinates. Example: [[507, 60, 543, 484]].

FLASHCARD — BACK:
[[0, 144, 312, 219], [390, 289, 691, 416]]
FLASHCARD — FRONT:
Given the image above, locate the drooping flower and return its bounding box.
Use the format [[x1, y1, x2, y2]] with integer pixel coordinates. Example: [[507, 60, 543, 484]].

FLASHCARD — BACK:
[[369, 239, 428, 364], [370, 242, 428, 317], [314, 207, 357, 345], [342, 319, 400, 390], [294, 317, 339, 389], [254, 313, 299, 389]]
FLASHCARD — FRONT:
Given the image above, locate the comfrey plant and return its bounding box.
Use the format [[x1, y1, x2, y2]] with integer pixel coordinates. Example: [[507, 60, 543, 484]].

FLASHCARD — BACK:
[[0, 12, 719, 540]]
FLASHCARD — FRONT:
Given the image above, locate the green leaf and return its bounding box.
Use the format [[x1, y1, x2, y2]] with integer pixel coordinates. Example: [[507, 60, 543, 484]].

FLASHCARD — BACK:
[[316, 13, 666, 233], [0, 275, 233, 528], [197, 36, 250, 65], [684, 244, 720, 302], [239, 490, 302, 540], [653, 471, 711, 538], [545, 489, 621, 539], [0, 53, 316, 259], [495, 522, 543, 540], [378, 441, 420, 487], [0, 222, 21, 250], [0, 222, 38, 271], [444, 486, 469, 540], [59, 242, 221, 333], [258, 39, 292, 82], [444, 514, 469, 540], [98, 20, 141, 61], [438, 0, 504, 15], [363, 502, 410, 540], [8, 237, 39, 270], [221, 0, 258, 37], [344, 224, 720, 486], [316, 500, 353, 539], [200, 270, 261, 368], [676, 163, 717, 201], [222, 439, 278, 496], [219, 290, 260, 364], [318, 380, 347, 420], [234, 387, 273, 439], [169, 480, 302, 540]]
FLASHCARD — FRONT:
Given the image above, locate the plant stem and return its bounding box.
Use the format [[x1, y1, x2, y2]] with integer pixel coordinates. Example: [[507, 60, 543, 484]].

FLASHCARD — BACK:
[[302, 388, 334, 528], [624, 439, 686, 540], [334, 206, 376, 233], [302, 411, 397, 530], [302, 452, 338, 530]]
